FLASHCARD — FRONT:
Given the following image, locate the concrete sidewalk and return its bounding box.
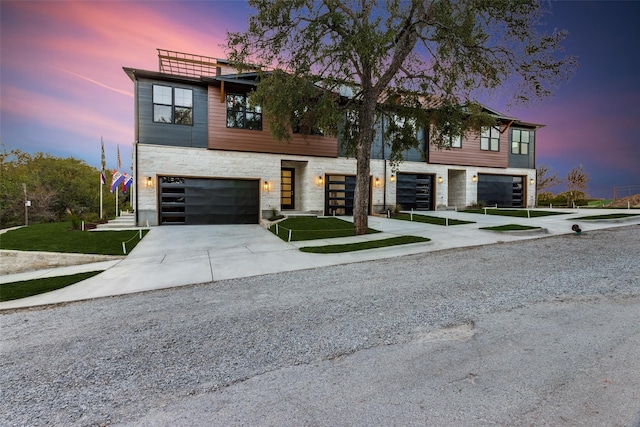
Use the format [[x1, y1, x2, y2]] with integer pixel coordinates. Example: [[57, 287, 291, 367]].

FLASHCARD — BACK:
[[2, 209, 638, 310]]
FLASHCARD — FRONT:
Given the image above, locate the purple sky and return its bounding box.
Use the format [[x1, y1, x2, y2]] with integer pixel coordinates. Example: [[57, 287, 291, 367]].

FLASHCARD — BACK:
[[1, 1, 638, 198]]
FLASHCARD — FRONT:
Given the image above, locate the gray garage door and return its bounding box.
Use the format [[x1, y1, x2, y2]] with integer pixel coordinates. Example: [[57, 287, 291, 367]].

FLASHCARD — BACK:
[[159, 176, 259, 225], [396, 173, 434, 211]]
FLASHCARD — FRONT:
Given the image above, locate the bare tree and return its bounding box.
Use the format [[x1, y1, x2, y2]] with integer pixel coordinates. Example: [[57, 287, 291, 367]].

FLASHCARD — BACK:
[[536, 164, 562, 192], [566, 164, 590, 206]]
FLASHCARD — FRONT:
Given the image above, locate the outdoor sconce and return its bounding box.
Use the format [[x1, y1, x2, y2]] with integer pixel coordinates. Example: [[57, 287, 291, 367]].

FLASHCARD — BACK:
[[146, 177, 153, 188], [390, 174, 396, 183], [316, 175, 324, 186], [437, 176, 444, 184], [472, 175, 478, 183], [374, 177, 382, 188], [530, 178, 535, 185], [263, 181, 270, 192]]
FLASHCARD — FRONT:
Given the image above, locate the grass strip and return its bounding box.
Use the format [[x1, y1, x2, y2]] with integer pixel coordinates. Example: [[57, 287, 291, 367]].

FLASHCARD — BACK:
[[393, 214, 474, 225], [0, 271, 101, 302], [462, 209, 566, 218], [0, 222, 148, 255], [480, 224, 541, 231], [299, 236, 429, 253], [271, 216, 379, 241], [573, 213, 640, 220]]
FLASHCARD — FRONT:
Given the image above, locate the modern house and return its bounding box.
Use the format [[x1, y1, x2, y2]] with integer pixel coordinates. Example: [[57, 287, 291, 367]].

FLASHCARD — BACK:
[[124, 49, 539, 226]]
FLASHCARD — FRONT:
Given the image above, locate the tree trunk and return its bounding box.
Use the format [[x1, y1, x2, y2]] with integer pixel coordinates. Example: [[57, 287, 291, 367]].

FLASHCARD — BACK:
[[353, 98, 377, 235]]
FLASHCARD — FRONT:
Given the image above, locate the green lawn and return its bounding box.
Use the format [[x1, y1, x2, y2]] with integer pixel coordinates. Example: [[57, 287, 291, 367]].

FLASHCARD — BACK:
[[393, 213, 475, 226], [480, 224, 542, 231], [299, 236, 430, 253], [573, 213, 640, 220], [0, 222, 148, 255], [0, 271, 101, 302], [270, 216, 379, 241], [462, 209, 566, 218]]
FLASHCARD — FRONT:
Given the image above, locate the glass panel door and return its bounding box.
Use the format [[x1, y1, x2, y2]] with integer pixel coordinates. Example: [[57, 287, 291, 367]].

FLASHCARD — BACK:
[[281, 168, 295, 210]]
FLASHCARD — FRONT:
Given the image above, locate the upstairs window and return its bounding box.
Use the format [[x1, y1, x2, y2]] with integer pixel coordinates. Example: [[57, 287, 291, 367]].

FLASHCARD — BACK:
[[153, 85, 193, 125], [445, 135, 462, 148], [481, 126, 500, 151], [511, 129, 531, 155], [226, 93, 262, 130]]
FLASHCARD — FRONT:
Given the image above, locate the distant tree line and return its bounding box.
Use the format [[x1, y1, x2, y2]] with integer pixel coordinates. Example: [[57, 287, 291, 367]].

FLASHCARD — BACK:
[[536, 163, 590, 206], [0, 146, 125, 228]]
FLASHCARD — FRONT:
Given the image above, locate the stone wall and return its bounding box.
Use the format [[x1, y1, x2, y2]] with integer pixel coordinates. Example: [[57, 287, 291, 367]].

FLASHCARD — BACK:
[[1, 250, 124, 275]]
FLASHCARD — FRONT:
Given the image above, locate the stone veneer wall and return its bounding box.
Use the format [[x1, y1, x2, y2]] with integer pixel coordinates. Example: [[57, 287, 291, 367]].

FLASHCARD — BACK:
[[135, 144, 535, 225]]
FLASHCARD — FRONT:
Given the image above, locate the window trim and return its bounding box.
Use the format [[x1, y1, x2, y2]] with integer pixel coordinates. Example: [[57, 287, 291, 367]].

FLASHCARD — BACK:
[[481, 126, 500, 151], [226, 92, 263, 131], [152, 85, 193, 126], [511, 129, 531, 155]]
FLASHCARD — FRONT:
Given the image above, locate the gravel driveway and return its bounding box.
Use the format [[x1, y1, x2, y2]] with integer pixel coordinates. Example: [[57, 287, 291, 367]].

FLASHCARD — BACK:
[[1, 225, 639, 426]]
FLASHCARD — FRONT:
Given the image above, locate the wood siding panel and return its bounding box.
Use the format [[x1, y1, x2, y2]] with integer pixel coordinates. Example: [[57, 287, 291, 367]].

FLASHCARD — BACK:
[[428, 127, 509, 168], [137, 79, 208, 148], [208, 86, 338, 158]]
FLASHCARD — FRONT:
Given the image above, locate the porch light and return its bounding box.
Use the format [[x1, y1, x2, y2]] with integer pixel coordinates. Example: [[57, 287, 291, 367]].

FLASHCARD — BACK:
[[438, 176, 444, 184], [374, 177, 381, 187], [263, 181, 270, 192], [316, 175, 324, 186], [472, 175, 478, 183], [146, 177, 153, 188], [389, 174, 396, 183], [530, 178, 535, 185]]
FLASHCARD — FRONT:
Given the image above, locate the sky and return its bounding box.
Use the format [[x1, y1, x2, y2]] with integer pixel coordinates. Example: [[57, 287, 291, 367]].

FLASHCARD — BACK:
[[1, 0, 639, 199]]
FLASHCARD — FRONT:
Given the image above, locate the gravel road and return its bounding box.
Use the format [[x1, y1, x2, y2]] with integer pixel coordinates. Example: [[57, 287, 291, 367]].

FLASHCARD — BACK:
[[1, 225, 639, 426]]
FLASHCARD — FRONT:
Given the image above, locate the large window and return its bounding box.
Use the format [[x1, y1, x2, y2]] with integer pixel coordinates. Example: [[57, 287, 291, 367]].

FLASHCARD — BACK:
[[226, 93, 262, 130], [481, 126, 500, 151], [511, 129, 531, 155], [153, 85, 193, 125]]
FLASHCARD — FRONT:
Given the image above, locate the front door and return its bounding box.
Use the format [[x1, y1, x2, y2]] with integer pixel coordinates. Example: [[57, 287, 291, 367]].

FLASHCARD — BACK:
[[281, 168, 295, 210]]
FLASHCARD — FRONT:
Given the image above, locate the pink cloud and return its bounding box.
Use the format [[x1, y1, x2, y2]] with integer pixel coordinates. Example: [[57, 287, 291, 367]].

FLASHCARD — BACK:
[[2, 85, 132, 146]]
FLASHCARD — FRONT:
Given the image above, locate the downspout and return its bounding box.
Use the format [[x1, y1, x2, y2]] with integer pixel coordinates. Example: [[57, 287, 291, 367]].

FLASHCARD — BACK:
[[381, 115, 386, 211], [134, 76, 140, 226]]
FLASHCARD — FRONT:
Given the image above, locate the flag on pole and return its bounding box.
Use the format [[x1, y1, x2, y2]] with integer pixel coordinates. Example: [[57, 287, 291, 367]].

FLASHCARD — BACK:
[[101, 171, 106, 185], [110, 170, 125, 193], [117, 145, 122, 169], [121, 173, 133, 194], [101, 137, 106, 173]]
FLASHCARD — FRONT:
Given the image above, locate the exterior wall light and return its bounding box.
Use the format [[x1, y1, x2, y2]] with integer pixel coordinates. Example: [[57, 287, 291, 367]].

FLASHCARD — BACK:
[[374, 177, 381, 187], [317, 175, 324, 186], [146, 177, 153, 188], [472, 175, 478, 183], [437, 176, 444, 184], [530, 178, 535, 185], [263, 181, 270, 192], [389, 174, 396, 183]]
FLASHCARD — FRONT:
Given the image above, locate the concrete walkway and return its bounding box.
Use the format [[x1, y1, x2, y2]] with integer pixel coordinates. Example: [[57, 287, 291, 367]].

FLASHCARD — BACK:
[[2, 208, 638, 310]]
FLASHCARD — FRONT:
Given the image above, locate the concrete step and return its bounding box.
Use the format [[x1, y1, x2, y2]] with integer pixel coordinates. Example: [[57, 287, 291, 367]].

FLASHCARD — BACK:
[[95, 212, 136, 229]]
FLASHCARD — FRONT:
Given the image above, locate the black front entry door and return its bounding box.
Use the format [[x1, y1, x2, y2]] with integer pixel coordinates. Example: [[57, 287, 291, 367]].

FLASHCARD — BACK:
[[281, 168, 295, 210]]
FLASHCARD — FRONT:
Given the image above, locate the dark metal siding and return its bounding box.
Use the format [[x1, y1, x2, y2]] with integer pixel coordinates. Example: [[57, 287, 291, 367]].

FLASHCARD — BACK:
[[137, 78, 208, 148]]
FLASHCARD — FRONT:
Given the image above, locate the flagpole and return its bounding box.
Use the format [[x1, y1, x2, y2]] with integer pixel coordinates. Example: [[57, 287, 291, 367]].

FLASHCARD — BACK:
[[100, 137, 106, 219]]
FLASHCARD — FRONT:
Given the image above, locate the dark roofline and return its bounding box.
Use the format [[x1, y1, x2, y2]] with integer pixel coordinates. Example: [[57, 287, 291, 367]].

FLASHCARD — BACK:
[[122, 67, 207, 85]]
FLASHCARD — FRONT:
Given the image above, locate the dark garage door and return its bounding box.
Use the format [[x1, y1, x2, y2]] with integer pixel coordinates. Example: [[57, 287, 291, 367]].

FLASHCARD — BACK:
[[397, 173, 434, 210], [477, 174, 523, 208], [160, 177, 259, 225]]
